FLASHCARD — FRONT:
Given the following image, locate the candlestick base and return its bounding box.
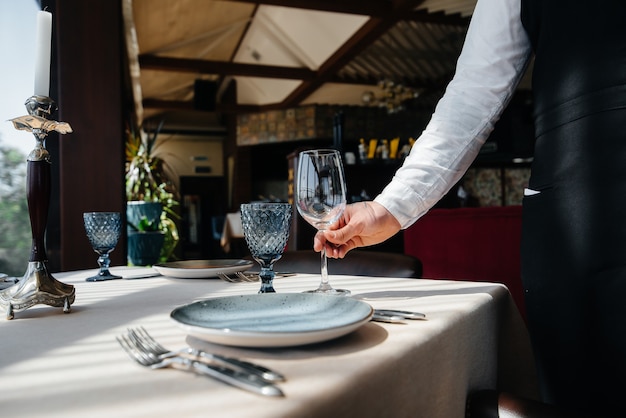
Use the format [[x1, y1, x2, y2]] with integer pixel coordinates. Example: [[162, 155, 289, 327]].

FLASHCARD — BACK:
[[5, 95, 75, 320], [0, 262, 75, 320]]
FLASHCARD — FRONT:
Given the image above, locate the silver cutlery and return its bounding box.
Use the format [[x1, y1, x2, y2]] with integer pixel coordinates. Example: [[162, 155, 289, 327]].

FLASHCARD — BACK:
[[117, 333, 284, 397], [242, 271, 296, 279], [376, 309, 426, 319], [217, 271, 295, 283], [371, 309, 427, 323], [216, 272, 255, 283], [126, 327, 285, 382]]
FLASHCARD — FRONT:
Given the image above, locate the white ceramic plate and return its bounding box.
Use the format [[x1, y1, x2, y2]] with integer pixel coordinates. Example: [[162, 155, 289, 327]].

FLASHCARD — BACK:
[[170, 293, 374, 347], [153, 259, 253, 279], [108, 266, 160, 279]]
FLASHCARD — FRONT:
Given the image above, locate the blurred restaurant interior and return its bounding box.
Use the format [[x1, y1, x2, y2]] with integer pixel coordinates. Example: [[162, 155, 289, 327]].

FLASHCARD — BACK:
[[35, 0, 533, 299]]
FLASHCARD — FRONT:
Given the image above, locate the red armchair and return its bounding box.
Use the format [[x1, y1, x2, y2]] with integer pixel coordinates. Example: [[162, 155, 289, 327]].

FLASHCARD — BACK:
[[404, 206, 525, 319]]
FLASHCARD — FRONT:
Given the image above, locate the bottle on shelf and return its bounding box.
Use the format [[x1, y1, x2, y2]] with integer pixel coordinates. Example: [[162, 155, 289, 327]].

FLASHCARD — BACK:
[[381, 139, 390, 160], [358, 138, 367, 161], [390, 137, 400, 159]]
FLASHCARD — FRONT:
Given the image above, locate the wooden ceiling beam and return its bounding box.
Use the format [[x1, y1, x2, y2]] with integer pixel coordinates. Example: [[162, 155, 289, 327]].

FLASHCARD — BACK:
[[139, 55, 316, 80], [138, 0, 467, 112], [142, 98, 263, 114], [279, 0, 428, 107], [224, 0, 393, 17], [406, 10, 470, 25]]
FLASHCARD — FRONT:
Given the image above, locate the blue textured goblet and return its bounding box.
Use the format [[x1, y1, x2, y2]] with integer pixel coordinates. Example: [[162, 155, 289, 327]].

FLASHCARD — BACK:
[[83, 212, 122, 282], [240, 203, 292, 293]]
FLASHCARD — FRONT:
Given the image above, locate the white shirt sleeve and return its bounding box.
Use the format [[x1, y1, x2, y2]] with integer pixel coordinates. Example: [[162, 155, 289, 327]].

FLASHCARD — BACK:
[[374, 0, 533, 229]]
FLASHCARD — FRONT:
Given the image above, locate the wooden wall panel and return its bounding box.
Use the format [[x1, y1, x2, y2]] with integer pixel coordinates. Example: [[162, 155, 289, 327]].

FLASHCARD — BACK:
[[44, 0, 126, 271]]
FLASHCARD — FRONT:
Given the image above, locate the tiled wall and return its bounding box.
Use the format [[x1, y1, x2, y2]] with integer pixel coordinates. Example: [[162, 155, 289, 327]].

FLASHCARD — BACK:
[[462, 167, 530, 206], [237, 106, 319, 145], [236, 104, 428, 147]]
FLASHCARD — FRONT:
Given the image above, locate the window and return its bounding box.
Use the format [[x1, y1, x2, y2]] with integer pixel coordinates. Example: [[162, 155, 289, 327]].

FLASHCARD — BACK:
[[0, 1, 39, 277]]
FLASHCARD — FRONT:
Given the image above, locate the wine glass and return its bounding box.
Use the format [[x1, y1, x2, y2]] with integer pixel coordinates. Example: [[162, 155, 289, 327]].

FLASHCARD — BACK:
[[240, 202, 292, 293], [83, 212, 122, 282], [295, 149, 349, 295]]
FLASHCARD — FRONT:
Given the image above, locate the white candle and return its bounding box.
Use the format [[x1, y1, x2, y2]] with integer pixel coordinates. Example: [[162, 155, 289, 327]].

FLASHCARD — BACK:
[[34, 10, 52, 97]]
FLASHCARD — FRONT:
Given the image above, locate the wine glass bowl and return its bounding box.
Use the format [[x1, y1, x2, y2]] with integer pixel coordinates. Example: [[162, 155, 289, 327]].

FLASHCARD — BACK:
[[83, 212, 122, 282], [240, 202, 292, 293], [295, 149, 349, 295]]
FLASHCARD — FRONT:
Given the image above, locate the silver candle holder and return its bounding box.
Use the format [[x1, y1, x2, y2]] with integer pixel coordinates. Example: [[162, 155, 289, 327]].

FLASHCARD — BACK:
[[0, 95, 75, 319]]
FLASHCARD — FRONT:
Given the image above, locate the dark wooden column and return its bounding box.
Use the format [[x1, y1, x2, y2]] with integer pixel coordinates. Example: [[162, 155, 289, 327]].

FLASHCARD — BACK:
[[222, 80, 252, 211], [43, 0, 126, 271]]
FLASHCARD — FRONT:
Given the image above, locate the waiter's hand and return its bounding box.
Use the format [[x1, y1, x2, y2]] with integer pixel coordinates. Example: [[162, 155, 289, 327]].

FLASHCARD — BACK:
[[314, 201, 401, 258]]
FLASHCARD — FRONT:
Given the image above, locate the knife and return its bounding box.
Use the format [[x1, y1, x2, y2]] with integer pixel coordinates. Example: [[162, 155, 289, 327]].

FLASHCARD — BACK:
[[371, 309, 427, 323], [171, 356, 284, 397], [371, 312, 406, 323], [181, 347, 286, 382], [375, 309, 426, 320]]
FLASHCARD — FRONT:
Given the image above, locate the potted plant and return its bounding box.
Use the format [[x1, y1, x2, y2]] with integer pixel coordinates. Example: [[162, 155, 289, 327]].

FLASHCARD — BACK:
[[125, 120, 180, 265], [126, 202, 165, 266]]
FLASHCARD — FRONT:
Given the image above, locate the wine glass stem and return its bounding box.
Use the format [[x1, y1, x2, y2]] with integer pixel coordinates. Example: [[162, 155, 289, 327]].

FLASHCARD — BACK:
[[259, 266, 276, 293], [318, 247, 333, 291], [98, 253, 112, 275]]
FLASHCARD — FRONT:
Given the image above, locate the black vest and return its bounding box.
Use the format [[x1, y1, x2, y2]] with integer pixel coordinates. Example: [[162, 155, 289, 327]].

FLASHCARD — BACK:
[[521, 0, 626, 136]]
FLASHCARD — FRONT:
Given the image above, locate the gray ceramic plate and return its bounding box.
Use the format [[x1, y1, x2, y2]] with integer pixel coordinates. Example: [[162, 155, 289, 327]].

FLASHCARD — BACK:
[[153, 259, 253, 279], [170, 293, 374, 347]]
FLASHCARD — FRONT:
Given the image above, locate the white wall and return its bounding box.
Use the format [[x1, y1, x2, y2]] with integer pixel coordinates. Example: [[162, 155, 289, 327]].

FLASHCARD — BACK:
[[153, 134, 224, 189]]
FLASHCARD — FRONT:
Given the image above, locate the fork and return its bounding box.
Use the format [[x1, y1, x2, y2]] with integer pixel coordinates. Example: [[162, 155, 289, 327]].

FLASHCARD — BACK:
[[117, 333, 284, 397], [216, 272, 258, 283], [236, 271, 260, 281], [127, 327, 285, 382], [217, 272, 294, 283]]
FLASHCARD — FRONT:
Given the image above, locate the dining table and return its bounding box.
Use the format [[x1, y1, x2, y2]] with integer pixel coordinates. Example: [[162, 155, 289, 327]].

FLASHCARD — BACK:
[[0, 265, 538, 418]]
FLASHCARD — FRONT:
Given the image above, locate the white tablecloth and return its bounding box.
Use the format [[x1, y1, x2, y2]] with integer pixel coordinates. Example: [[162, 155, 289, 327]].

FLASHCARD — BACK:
[[0, 266, 537, 418]]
